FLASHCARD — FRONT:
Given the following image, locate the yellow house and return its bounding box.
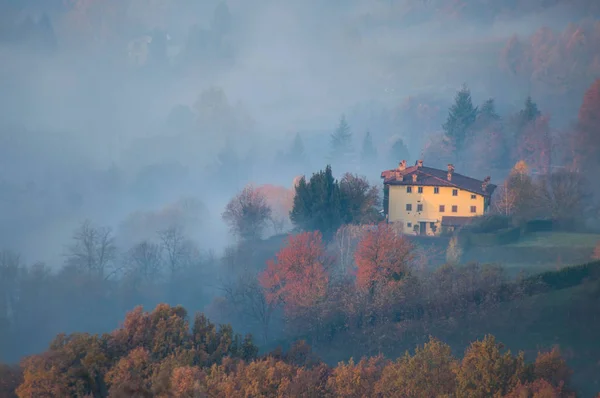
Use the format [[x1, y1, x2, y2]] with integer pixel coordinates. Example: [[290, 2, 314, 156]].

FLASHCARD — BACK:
[[381, 160, 497, 236]]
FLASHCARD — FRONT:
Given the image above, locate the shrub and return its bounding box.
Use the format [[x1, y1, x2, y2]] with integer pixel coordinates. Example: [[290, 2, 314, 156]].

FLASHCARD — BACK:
[[467, 215, 512, 233]]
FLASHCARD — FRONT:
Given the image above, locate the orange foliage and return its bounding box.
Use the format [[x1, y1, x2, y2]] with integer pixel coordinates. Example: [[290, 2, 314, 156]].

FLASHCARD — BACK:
[[255, 184, 294, 217], [504, 379, 574, 398], [170, 366, 206, 397], [593, 241, 600, 260], [105, 347, 153, 396], [500, 21, 600, 95], [572, 78, 600, 172], [326, 355, 387, 397], [259, 231, 330, 314], [354, 222, 414, 293]]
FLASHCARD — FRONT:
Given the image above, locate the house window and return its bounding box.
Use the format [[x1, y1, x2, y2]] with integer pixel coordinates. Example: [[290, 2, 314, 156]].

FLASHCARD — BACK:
[[452, 205, 458, 213], [406, 204, 412, 211], [418, 186, 423, 193], [439, 205, 445, 212], [471, 194, 477, 199], [470, 206, 477, 213], [417, 204, 423, 212], [434, 187, 439, 194], [406, 186, 412, 193], [452, 189, 458, 196], [407, 222, 412, 227]]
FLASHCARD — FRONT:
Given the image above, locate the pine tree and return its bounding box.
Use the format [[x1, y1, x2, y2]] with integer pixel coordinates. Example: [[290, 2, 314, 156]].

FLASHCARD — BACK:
[[518, 96, 541, 126], [388, 138, 410, 165], [479, 98, 500, 122], [360, 131, 377, 165], [289, 132, 307, 165], [511, 96, 542, 164], [442, 85, 478, 153], [330, 115, 354, 164]]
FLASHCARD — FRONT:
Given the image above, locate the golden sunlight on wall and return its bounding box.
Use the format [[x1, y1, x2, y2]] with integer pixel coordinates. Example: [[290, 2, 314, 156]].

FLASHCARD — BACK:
[[388, 185, 485, 235]]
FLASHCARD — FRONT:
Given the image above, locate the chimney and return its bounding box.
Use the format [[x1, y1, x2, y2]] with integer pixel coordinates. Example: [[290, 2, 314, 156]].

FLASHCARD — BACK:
[[417, 159, 423, 168], [398, 160, 407, 171], [482, 176, 491, 192], [447, 164, 454, 181], [412, 174, 418, 183]]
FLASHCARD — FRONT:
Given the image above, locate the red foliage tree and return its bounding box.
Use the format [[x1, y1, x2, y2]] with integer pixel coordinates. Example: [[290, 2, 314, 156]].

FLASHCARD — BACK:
[[354, 222, 414, 294], [259, 231, 330, 315], [572, 78, 600, 172]]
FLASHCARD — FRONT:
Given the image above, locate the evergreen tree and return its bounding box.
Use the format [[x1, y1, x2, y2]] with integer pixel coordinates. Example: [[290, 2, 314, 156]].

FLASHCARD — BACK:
[[518, 96, 541, 127], [289, 132, 307, 166], [290, 165, 342, 239], [388, 138, 410, 166], [360, 131, 377, 165], [330, 115, 354, 164], [479, 98, 500, 122], [442, 85, 478, 152], [511, 96, 542, 164]]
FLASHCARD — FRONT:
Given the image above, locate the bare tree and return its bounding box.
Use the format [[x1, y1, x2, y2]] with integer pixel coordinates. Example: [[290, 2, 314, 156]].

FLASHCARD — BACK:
[[220, 274, 276, 344], [537, 169, 589, 226], [158, 225, 197, 280], [494, 179, 517, 216], [125, 241, 163, 284], [222, 185, 272, 241], [270, 215, 287, 236], [333, 224, 368, 276], [66, 220, 117, 279]]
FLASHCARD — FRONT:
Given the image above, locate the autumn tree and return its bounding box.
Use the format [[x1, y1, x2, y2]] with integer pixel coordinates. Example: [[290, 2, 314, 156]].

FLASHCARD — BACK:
[[259, 231, 330, 316], [255, 184, 294, 235], [593, 241, 600, 261], [572, 79, 600, 177], [105, 347, 153, 397], [376, 337, 457, 397], [495, 161, 540, 223], [327, 355, 387, 397], [66, 220, 117, 279], [222, 185, 272, 241], [443, 84, 478, 153], [455, 335, 527, 397], [354, 222, 414, 294]]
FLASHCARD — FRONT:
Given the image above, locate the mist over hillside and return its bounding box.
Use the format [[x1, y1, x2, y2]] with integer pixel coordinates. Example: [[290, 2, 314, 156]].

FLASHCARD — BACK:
[[1, 2, 600, 394]]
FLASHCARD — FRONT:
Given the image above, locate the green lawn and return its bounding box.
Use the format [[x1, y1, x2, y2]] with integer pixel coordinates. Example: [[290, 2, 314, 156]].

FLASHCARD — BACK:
[[508, 232, 600, 248]]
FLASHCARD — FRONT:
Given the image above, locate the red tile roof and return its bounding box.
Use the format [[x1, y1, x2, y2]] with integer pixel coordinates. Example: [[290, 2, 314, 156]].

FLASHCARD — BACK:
[[381, 165, 496, 197]]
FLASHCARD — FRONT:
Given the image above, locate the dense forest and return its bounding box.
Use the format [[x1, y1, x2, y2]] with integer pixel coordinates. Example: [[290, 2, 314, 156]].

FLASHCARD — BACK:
[[1, 0, 600, 396]]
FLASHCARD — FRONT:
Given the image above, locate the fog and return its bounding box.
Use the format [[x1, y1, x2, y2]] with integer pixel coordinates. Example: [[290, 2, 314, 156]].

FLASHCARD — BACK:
[[1, 0, 600, 385]]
